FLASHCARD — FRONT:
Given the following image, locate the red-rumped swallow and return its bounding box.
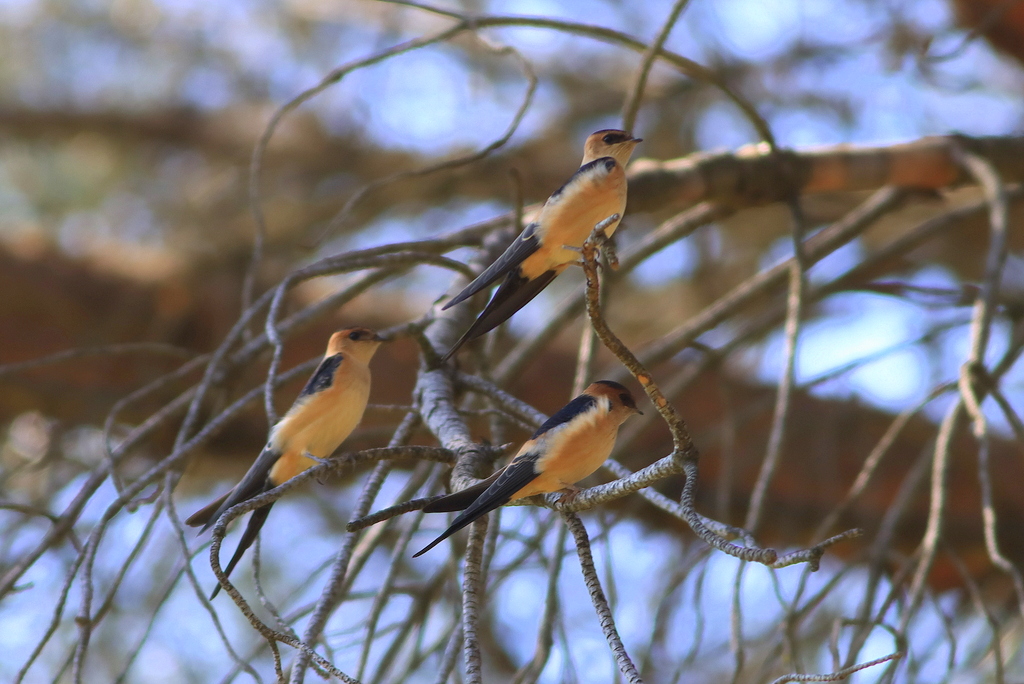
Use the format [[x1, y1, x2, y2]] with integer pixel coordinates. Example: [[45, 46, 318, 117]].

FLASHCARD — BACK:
[[186, 327, 381, 598], [413, 380, 642, 556], [441, 130, 641, 360]]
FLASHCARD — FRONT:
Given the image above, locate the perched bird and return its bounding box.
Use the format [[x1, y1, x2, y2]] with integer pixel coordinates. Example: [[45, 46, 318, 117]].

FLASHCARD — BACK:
[[413, 380, 642, 557], [186, 327, 381, 598], [441, 130, 642, 360]]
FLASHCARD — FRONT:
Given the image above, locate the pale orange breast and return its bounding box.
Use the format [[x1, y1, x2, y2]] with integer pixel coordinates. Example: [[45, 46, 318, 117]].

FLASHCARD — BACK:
[[267, 361, 371, 484], [510, 405, 618, 499], [542, 420, 618, 485], [520, 165, 628, 279]]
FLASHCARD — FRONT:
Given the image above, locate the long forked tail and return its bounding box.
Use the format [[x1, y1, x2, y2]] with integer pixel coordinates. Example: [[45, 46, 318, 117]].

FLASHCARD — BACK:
[[442, 269, 558, 362], [209, 499, 274, 600]]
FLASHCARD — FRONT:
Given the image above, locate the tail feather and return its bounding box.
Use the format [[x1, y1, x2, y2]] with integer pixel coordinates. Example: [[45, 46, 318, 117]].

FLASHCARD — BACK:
[[209, 500, 274, 600], [184, 491, 231, 528], [414, 460, 537, 557], [190, 447, 281, 534], [422, 472, 501, 513], [442, 222, 541, 311], [187, 446, 283, 599], [413, 489, 510, 558], [443, 269, 559, 361]]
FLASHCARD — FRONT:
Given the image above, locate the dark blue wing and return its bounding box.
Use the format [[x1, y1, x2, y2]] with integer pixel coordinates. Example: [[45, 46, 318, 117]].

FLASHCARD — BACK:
[[531, 393, 597, 440], [422, 470, 502, 513], [413, 453, 541, 557], [188, 446, 280, 533], [298, 354, 343, 398], [442, 222, 541, 311], [442, 268, 558, 361]]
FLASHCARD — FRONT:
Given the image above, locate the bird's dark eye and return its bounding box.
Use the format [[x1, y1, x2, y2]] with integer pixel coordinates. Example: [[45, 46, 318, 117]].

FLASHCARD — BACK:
[[619, 393, 636, 410], [602, 134, 616, 144], [349, 331, 361, 340]]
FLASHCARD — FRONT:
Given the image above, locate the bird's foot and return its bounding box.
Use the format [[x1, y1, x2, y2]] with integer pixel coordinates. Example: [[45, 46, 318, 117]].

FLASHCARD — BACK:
[[303, 452, 332, 466], [570, 257, 604, 272], [564, 235, 619, 271], [303, 452, 333, 484], [564, 250, 606, 273], [601, 236, 620, 270], [557, 485, 582, 504], [580, 215, 621, 270]]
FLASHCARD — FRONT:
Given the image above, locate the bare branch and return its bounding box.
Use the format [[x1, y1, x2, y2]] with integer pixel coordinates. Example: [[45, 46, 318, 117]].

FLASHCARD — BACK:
[[563, 513, 643, 684], [770, 651, 903, 684]]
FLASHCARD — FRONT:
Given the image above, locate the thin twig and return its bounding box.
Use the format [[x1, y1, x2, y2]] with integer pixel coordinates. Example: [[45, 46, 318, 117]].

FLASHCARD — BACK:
[[563, 513, 643, 684], [0, 343, 194, 378], [770, 651, 903, 683], [745, 187, 808, 534], [620, 0, 692, 132]]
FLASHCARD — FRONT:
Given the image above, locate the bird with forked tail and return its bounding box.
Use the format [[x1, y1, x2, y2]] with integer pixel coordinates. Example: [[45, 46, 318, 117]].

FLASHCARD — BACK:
[[441, 130, 641, 361], [414, 380, 642, 557], [186, 327, 381, 598]]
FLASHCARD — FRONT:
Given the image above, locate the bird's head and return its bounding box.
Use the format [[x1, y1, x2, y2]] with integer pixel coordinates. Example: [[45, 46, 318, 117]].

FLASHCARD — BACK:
[[585, 380, 643, 423], [582, 129, 642, 166], [328, 327, 382, 363]]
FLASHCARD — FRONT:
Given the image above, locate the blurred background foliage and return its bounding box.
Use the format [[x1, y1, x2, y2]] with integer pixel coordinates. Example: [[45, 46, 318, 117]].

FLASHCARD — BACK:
[[2, 0, 1024, 682]]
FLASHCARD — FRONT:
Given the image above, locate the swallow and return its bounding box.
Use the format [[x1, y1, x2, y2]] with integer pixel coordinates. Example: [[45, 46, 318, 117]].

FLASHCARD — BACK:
[[186, 327, 381, 598], [413, 380, 642, 557], [441, 130, 642, 360]]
